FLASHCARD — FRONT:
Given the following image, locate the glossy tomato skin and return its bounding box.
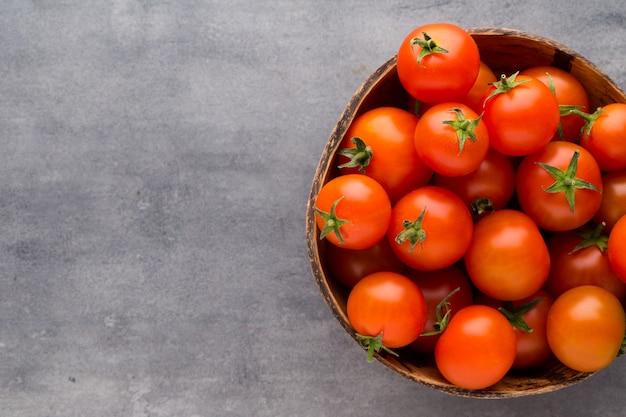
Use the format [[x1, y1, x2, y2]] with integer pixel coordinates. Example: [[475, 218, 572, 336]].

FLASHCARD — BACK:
[[405, 266, 474, 353], [516, 141, 603, 232], [338, 107, 433, 203], [347, 271, 428, 348], [460, 61, 497, 114], [396, 23, 480, 104], [594, 169, 626, 233], [520, 65, 590, 142], [580, 103, 626, 172], [464, 209, 550, 301], [547, 285, 625, 372], [314, 174, 391, 250], [435, 304, 517, 390], [482, 74, 560, 156], [388, 186, 473, 271], [414, 103, 490, 177], [608, 215, 626, 283]]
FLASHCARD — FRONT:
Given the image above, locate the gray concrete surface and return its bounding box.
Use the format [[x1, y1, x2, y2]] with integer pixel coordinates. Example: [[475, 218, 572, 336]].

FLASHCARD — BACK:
[[0, 1, 624, 416]]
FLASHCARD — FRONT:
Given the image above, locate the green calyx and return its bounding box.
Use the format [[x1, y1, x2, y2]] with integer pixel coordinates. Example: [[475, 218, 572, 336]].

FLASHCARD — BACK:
[[356, 332, 399, 363], [570, 222, 609, 254], [483, 71, 531, 105], [498, 298, 545, 334], [566, 107, 605, 138], [442, 107, 482, 154], [336, 137, 373, 173], [313, 196, 349, 244], [536, 150, 599, 213], [470, 197, 495, 217], [421, 287, 460, 337], [395, 207, 427, 252], [410, 32, 449, 66]]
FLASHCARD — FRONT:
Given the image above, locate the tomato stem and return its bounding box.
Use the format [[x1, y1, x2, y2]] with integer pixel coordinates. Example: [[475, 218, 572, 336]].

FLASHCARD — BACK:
[[395, 207, 427, 252], [336, 137, 373, 174], [570, 222, 609, 254], [470, 197, 495, 217], [314, 196, 350, 244], [566, 107, 605, 138], [355, 332, 399, 363], [410, 32, 448, 66], [421, 287, 460, 337], [483, 71, 531, 106], [498, 298, 545, 334], [442, 107, 482, 154]]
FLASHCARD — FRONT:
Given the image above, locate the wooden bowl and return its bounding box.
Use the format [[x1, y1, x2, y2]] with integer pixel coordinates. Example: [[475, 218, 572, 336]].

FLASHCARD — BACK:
[[305, 27, 626, 398]]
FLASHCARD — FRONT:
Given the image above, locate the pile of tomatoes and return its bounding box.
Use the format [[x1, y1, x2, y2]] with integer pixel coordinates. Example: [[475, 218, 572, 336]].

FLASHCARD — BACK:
[[313, 22, 626, 390]]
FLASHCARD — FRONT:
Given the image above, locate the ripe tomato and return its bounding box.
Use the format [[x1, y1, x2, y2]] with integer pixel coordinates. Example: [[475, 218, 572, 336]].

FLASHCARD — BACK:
[[324, 238, 404, 288], [520, 65, 590, 142], [337, 107, 433, 203], [579, 103, 626, 172], [396, 22, 480, 104], [482, 72, 560, 156], [314, 174, 391, 250], [460, 61, 497, 114], [405, 266, 474, 353], [464, 209, 550, 301], [544, 225, 626, 300], [516, 141, 602, 231], [388, 186, 473, 271], [594, 169, 626, 232], [608, 215, 626, 283], [414, 103, 489, 176], [547, 285, 625, 372], [434, 148, 516, 217], [347, 271, 428, 362], [435, 304, 517, 390]]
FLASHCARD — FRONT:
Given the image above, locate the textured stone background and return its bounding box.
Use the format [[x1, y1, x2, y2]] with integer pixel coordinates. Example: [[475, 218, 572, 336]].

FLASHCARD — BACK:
[[0, 1, 624, 416]]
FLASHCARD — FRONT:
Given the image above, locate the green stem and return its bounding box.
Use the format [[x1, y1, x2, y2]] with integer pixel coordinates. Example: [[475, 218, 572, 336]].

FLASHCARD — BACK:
[[442, 108, 482, 154], [336, 137, 373, 174], [355, 332, 399, 363], [395, 207, 427, 252], [498, 298, 545, 334], [313, 196, 350, 244], [410, 32, 449, 65]]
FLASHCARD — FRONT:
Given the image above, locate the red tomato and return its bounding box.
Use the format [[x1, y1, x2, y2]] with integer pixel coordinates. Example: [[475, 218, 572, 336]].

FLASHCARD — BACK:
[[516, 141, 602, 231], [324, 238, 405, 288], [388, 186, 473, 271], [520, 65, 590, 142], [396, 23, 480, 104], [434, 148, 516, 217], [482, 72, 560, 156], [337, 107, 433, 203], [347, 271, 428, 361], [460, 61, 497, 114], [414, 103, 490, 176], [544, 225, 626, 300], [579, 103, 626, 172], [594, 170, 626, 232], [405, 266, 474, 353], [435, 304, 517, 389], [547, 285, 625, 372], [464, 209, 550, 301], [314, 174, 391, 249], [608, 215, 626, 283]]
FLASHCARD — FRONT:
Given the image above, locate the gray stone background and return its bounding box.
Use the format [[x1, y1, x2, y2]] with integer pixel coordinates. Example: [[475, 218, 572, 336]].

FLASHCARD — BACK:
[[0, 1, 624, 416]]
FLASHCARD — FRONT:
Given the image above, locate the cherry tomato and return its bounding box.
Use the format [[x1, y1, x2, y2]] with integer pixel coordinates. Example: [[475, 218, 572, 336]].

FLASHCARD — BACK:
[[435, 304, 517, 390], [464, 209, 550, 301], [516, 141, 602, 231], [520, 65, 590, 142], [337, 107, 433, 203], [547, 285, 625, 372], [414, 103, 490, 176], [579, 103, 626, 172], [347, 271, 428, 361], [405, 266, 474, 353], [314, 174, 391, 249], [460, 61, 497, 114], [544, 225, 626, 300], [608, 215, 626, 283], [388, 186, 473, 271], [397, 22, 480, 104], [434, 148, 516, 217], [594, 170, 626, 232], [482, 72, 560, 156]]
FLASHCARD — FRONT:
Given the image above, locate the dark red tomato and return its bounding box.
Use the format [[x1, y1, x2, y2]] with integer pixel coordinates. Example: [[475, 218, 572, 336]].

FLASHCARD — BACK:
[[347, 271, 428, 361], [397, 22, 480, 104], [516, 141, 602, 231], [434, 148, 516, 217], [608, 215, 626, 283], [579, 103, 626, 172], [338, 107, 433, 203], [544, 226, 626, 300], [547, 285, 625, 372], [464, 209, 550, 301], [435, 304, 517, 389], [482, 72, 560, 156], [414, 103, 490, 176], [460, 61, 497, 114], [405, 266, 474, 353], [324, 238, 405, 288], [388, 186, 473, 271], [314, 174, 391, 250], [594, 170, 626, 232], [520, 65, 590, 142]]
